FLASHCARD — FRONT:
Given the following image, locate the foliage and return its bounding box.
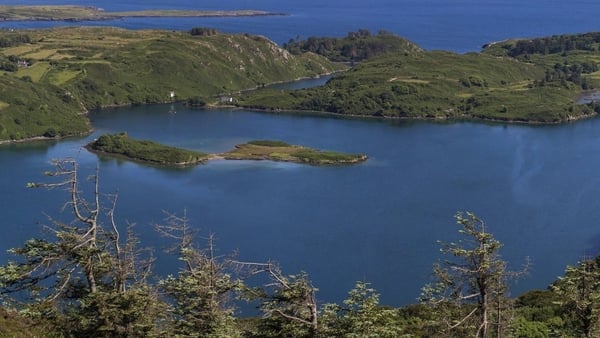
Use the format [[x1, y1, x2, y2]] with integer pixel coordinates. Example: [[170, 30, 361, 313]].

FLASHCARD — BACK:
[[247, 139, 291, 147], [284, 29, 422, 62], [0, 159, 163, 337], [87, 132, 209, 165], [291, 149, 366, 164], [156, 212, 243, 337], [190, 27, 219, 36], [421, 212, 524, 338], [0, 31, 31, 47], [238, 49, 594, 123], [0, 75, 88, 141], [320, 281, 404, 337], [243, 267, 319, 338], [0, 307, 51, 337], [7, 160, 600, 336], [482, 32, 600, 57], [551, 258, 600, 338]]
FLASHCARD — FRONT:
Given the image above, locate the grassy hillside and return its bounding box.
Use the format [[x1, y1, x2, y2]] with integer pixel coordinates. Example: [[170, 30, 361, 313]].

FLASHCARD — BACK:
[[0, 76, 88, 141], [238, 48, 595, 123], [0, 27, 341, 141]]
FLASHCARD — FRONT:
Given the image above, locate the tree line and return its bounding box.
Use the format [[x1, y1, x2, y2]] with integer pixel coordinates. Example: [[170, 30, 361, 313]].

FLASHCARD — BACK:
[[283, 29, 421, 62], [1, 159, 599, 337], [490, 32, 600, 57]]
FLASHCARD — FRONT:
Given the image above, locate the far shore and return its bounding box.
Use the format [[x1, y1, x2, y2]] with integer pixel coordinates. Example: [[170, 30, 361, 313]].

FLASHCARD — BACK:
[[0, 6, 285, 22]]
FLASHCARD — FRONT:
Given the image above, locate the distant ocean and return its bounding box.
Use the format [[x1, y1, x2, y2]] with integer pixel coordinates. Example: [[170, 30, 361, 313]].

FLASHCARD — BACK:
[[2, 0, 600, 53]]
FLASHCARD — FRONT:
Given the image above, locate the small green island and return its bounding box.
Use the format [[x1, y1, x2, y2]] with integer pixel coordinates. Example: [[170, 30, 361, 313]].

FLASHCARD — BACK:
[[86, 133, 210, 166], [86, 134, 367, 166]]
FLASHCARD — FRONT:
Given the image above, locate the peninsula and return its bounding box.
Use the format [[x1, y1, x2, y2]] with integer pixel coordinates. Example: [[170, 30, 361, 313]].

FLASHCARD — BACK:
[[238, 30, 600, 124], [0, 6, 282, 21], [86, 134, 367, 166]]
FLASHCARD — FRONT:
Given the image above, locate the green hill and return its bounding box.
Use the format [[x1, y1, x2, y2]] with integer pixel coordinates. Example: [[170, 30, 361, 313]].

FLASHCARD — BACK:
[[0, 27, 342, 141], [239, 42, 598, 123]]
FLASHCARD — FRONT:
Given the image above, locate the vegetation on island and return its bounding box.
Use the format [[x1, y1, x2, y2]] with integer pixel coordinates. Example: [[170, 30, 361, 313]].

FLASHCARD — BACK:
[[0, 26, 341, 142], [87, 134, 367, 166], [86, 133, 209, 166], [1, 161, 599, 337], [0, 5, 280, 21], [283, 28, 422, 62], [224, 140, 367, 165], [238, 30, 600, 123]]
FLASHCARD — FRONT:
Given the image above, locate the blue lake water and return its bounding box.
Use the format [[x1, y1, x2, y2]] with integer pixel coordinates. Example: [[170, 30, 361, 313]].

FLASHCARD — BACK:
[[2, 0, 600, 52], [4, 104, 600, 307], [1, 0, 600, 307]]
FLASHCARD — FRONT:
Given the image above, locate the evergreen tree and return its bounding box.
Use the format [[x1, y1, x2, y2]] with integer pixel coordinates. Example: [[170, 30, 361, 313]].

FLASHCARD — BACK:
[[0, 158, 163, 336], [551, 258, 600, 338], [156, 211, 242, 337], [421, 212, 526, 337]]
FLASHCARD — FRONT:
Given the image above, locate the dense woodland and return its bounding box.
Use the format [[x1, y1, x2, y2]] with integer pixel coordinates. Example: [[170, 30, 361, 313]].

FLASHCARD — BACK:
[[0, 160, 597, 337]]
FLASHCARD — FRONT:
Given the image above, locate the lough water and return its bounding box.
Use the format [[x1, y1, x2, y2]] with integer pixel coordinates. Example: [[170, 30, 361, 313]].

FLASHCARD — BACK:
[[2, 0, 600, 53], [1, 0, 600, 307], [4, 104, 600, 306]]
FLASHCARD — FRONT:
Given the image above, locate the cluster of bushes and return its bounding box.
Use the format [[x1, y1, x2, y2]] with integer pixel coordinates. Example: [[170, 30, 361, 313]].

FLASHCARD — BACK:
[[497, 32, 600, 57], [88, 132, 209, 165], [283, 29, 421, 62], [0, 32, 31, 48], [534, 61, 599, 89], [189, 27, 219, 36], [292, 149, 365, 164], [247, 139, 291, 147]]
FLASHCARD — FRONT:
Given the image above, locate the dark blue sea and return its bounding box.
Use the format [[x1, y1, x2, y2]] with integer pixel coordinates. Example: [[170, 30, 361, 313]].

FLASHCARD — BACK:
[[3, 0, 600, 53]]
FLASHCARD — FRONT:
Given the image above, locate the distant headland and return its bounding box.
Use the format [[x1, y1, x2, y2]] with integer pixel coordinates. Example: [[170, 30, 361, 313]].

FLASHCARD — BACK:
[[86, 134, 367, 167], [0, 5, 285, 22]]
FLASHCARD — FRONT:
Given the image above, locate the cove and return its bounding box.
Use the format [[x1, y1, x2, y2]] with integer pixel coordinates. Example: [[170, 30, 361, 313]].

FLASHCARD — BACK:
[[3, 104, 600, 307]]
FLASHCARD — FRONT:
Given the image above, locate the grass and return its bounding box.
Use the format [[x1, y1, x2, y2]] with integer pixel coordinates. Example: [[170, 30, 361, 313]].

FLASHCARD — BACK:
[[238, 49, 594, 123], [16, 62, 51, 82], [87, 133, 209, 166], [224, 141, 367, 165], [0, 26, 339, 141]]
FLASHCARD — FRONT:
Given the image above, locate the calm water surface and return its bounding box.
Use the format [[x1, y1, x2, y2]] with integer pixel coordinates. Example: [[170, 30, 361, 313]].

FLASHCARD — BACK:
[[2, 0, 600, 52], [3, 104, 600, 306]]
